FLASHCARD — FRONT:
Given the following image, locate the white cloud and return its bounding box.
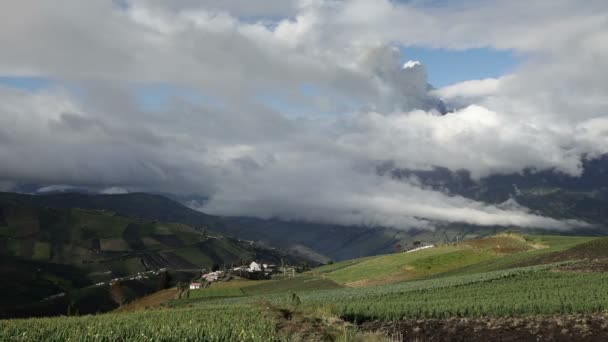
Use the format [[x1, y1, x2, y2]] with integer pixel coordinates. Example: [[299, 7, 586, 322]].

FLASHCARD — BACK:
[[0, 0, 606, 230], [100, 187, 129, 194], [433, 78, 502, 100]]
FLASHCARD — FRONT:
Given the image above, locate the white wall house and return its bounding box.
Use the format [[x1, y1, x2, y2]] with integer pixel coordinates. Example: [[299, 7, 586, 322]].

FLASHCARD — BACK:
[[249, 261, 262, 272]]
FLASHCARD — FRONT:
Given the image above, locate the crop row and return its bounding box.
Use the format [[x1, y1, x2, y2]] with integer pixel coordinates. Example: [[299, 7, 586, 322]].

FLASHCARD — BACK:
[[335, 271, 608, 321], [0, 306, 278, 342]]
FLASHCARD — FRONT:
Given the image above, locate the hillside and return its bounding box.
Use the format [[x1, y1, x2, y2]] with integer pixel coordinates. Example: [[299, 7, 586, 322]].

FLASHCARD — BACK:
[[0, 191, 544, 263], [0, 199, 307, 318], [4, 233, 607, 340]]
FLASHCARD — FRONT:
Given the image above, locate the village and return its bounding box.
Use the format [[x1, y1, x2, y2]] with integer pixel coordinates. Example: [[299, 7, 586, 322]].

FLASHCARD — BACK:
[[188, 261, 298, 290]]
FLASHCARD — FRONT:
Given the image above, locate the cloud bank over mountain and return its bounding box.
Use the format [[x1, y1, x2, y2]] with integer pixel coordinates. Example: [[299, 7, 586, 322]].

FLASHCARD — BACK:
[[0, 0, 606, 230]]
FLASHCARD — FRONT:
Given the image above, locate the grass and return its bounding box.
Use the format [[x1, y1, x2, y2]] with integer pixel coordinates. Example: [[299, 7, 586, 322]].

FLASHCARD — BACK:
[[309, 257, 373, 274], [243, 276, 342, 296], [72, 209, 130, 239], [187, 287, 246, 301], [324, 245, 476, 286], [99, 238, 130, 252], [315, 234, 599, 287], [31, 242, 51, 260], [436, 235, 597, 277], [173, 246, 215, 267]]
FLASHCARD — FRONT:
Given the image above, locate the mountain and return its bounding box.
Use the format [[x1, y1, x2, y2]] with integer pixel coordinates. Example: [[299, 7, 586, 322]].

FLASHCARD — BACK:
[[0, 192, 507, 263], [385, 154, 608, 226], [4, 155, 608, 269]]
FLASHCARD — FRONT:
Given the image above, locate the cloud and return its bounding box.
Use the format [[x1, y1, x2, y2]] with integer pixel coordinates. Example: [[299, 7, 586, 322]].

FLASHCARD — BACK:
[[0, 0, 606, 230], [100, 187, 129, 195], [433, 78, 502, 101]]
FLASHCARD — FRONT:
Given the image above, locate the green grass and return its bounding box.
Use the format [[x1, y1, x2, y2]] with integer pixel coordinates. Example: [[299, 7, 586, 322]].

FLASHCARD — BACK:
[[31, 242, 51, 260], [72, 209, 130, 238], [99, 238, 130, 252], [242, 276, 343, 296], [191, 287, 246, 299], [315, 235, 599, 286], [436, 235, 597, 277], [173, 246, 214, 267], [309, 257, 372, 274], [324, 245, 472, 285], [169, 287, 248, 306]]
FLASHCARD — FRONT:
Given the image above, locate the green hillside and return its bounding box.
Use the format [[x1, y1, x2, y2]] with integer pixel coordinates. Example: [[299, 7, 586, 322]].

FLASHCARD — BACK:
[[4, 233, 604, 340], [0, 200, 307, 318], [309, 233, 596, 286]]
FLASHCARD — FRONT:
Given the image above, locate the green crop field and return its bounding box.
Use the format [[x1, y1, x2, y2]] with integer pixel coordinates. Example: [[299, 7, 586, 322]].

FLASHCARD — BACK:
[[306, 265, 608, 321], [0, 306, 277, 342]]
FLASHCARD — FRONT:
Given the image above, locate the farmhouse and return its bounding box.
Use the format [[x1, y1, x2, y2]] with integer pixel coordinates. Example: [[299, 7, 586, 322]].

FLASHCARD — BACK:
[[189, 282, 202, 290], [202, 271, 223, 282]]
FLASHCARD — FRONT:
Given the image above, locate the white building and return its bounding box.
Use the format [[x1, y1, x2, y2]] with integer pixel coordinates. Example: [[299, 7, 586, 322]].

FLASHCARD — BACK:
[[249, 261, 262, 272], [189, 282, 202, 290]]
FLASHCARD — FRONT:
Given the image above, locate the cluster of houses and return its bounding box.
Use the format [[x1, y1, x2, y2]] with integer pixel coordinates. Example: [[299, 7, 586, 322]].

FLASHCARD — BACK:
[[189, 261, 280, 290]]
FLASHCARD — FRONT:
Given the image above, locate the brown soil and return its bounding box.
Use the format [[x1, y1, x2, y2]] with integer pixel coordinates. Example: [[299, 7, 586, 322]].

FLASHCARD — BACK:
[[463, 235, 532, 255], [514, 238, 608, 268], [262, 302, 385, 342], [361, 313, 608, 342], [554, 258, 608, 273], [115, 288, 178, 312]]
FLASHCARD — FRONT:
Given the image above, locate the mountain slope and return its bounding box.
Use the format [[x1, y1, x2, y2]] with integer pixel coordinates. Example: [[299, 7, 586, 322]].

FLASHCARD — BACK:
[[0, 192, 516, 262]]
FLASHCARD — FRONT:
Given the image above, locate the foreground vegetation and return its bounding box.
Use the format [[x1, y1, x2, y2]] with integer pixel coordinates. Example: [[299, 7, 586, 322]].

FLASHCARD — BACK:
[[0, 306, 277, 342]]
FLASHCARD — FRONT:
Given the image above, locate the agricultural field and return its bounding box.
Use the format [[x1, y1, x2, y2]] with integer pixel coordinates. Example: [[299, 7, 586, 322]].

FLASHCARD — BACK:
[[2, 234, 608, 340], [0, 306, 278, 342]]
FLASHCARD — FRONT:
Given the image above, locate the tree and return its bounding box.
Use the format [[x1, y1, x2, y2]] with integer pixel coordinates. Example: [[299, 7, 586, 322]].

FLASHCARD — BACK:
[[176, 282, 190, 299], [158, 270, 172, 290], [394, 243, 402, 252], [110, 281, 126, 307], [412, 241, 422, 248]]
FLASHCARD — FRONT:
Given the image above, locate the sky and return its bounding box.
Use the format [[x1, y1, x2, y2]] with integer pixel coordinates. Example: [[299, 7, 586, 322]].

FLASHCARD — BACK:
[[1, 0, 607, 231]]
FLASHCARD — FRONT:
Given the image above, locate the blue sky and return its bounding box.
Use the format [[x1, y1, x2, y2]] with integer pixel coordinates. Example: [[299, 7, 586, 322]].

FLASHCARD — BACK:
[[0, 47, 520, 109], [401, 47, 520, 87]]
